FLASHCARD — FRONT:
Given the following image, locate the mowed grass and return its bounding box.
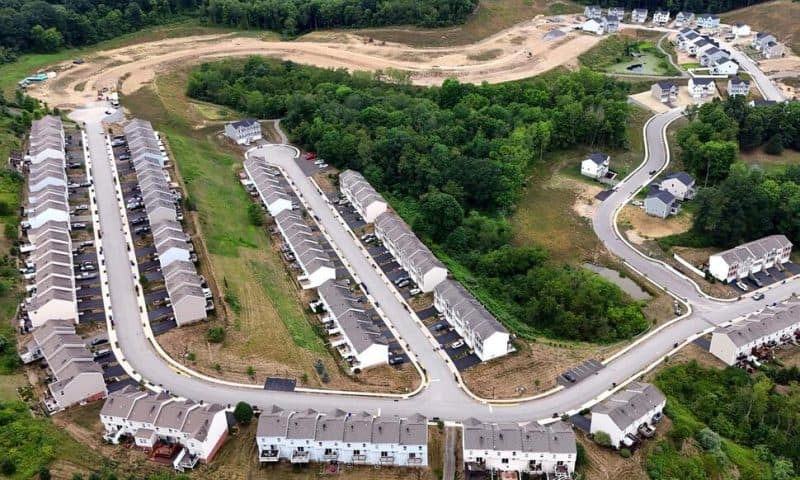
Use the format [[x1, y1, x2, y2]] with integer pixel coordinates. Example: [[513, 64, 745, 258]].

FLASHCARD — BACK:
[[512, 105, 651, 263], [721, 0, 800, 55], [0, 19, 270, 96], [348, 0, 581, 47], [125, 70, 328, 371], [0, 374, 25, 401]]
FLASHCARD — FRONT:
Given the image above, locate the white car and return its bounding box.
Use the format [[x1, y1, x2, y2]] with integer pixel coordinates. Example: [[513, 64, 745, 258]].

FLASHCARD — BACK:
[[736, 281, 749, 291], [318, 163, 328, 168], [450, 340, 465, 349]]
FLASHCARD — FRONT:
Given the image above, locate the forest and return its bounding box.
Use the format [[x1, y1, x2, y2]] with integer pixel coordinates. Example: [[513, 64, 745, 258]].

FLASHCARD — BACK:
[[186, 58, 648, 343], [663, 98, 800, 250], [573, 0, 770, 14], [648, 361, 800, 480], [0, 0, 475, 61]]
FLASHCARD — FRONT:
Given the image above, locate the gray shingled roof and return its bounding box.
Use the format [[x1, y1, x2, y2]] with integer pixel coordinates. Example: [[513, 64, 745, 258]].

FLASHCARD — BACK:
[[257, 405, 293, 438], [434, 279, 508, 340], [372, 417, 401, 444], [128, 392, 172, 424], [713, 234, 792, 266], [591, 382, 666, 431], [339, 170, 386, 215], [713, 304, 800, 347], [101, 386, 146, 418], [286, 409, 320, 440], [374, 212, 445, 279], [663, 172, 694, 187], [586, 152, 609, 165], [317, 280, 388, 354], [314, 409, 347, 441], [399, 414, 427, 446], [344, 411, 374, 443]]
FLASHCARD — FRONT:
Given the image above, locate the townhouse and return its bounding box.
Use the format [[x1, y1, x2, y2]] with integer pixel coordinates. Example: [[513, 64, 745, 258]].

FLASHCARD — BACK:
[[708, 234, 793, 283], [688, 77, 716, 98], [274, 209, 336, 288], [675, 11, 694, 26], [316, 279, 389, 370], [631, 8, 647, 23], [462, 419, 576, 478], [752, 32, 784, 58], [651, 81, 678, 104], [709, 302, 800, 365], [652, 10, 670, 24], [27, 320, 106, 410], [580, 152, 610, 180], [644, 190, 678, 218], [162, 260, 207, 326], [243, 156, 293, 216], [590, 382, 666, 448], [339, 170, 388, 223], [256, 407, 428, 467], [100, 387, 229, 469], [127, 119, 206, 326], [659, 172, 696, 200], [374, 212, 447, 292], [23, 117, 78, 328], [696, 14, 720, 29], [224, 118, 262, 145], [433, 279, 511, 361], [727, 76, 751, 97]]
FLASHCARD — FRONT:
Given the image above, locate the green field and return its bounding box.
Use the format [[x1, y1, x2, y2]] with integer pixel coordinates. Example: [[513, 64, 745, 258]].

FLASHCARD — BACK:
[[580, 34, 679, 77]]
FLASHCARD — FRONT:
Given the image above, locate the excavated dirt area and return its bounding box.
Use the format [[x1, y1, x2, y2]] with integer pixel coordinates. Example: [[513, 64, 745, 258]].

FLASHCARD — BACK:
[[27, 19, 602, 108]]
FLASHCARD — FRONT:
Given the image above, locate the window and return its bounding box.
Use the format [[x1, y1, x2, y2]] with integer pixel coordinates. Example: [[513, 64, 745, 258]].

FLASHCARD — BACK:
[[353, 450, 361, 455], [409, 453, 416, 459], [381, 451, 388, 457], [501, 458, 509, 464]]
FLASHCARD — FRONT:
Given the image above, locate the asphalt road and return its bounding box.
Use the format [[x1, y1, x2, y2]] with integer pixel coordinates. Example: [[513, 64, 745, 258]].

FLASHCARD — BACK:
[[68, 99, 800, 422]]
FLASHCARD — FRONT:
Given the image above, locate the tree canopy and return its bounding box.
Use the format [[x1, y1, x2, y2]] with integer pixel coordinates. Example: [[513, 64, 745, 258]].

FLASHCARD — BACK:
[[187, 58, 649, 343]]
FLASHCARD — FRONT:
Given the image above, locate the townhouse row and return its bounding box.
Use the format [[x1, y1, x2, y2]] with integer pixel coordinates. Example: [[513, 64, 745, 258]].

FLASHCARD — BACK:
[[340, 170, 511, 362], [22, 116, 79, 328], [125, 119, 207, 326], [710, 299, 800, 365], [708, 234, 793, 284], [20, 319, 107, 410], [257, 406, 428, 467], [100, 386, 229, 471], [462, 419, 576, 478], [590, 382, 666, 449]]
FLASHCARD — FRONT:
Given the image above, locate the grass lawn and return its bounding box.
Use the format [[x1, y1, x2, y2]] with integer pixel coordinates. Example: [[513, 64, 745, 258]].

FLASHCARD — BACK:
[[0, 19, 268, 96], [579, 33, 677, 76], [0, 373, 25, 401], [348, 0, 581, 47]]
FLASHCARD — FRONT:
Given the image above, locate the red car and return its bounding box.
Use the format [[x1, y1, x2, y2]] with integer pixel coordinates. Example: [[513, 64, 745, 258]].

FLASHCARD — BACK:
[[306, 152, 317, 161]]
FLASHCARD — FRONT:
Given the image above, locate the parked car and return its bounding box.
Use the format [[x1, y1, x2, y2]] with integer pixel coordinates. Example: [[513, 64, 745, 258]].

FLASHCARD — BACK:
[[753, 292, 765, 301], [409, 288, 422, 296], [433, 323, 448, 332], [71, 222, 88, 230], [450, 340, 465, 349], [562, 372, 577, 383], [736, 281, 749, 291], [396, 279, 411, 288], [388, 356, 405, 366], [90, 337, 108, 346]]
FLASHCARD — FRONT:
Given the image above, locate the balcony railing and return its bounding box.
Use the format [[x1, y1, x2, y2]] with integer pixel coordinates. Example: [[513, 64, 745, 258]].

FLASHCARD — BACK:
[[407, 457, 423, 465], [291, 451, 310, 463], [380, 456, 394, 464], [351, 454, 367, 463], [322, 452, 339, 461], [259, 450, 279, 462]]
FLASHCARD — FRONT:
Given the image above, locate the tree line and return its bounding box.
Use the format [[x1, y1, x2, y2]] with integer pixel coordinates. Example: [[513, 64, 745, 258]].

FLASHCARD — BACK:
[[0, 0, 475, 62], [649, 361, 800, 480], [187, 58, 648, 343], [666, 98, 800, 250], [573, 0, 769, 14]]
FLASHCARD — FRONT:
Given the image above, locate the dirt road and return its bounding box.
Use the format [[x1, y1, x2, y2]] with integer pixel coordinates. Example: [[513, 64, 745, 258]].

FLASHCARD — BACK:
[[29, 18, 601, 108]]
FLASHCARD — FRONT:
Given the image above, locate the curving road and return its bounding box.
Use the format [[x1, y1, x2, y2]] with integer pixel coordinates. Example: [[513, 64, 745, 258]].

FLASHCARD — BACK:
[[72, 100, 798, 422]]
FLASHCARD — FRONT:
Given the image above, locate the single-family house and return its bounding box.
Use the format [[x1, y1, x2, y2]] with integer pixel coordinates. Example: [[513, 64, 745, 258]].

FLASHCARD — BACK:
[[699, 46, 725, 66], [710, 57, 739, 76], [645, 190, 678, 218], [752, 32, 784, 58], [581, 17, 606, 35], [731, 23, 751, 37], [688, 77, 716, 98], [675, 11, 694, 26], [727, 76, 751, 96], [708, 234, 793, 283], [651, 81, 678, 104], [580, 152, 610, 180], [608, 7, 625, 19], [678, 30, 700, 50], [659, 172, 696, 200], [583, 5, 602, 18], [604, 15, 620, 33], [374, 212, 447, 292], [652, 10, 670, 24], [433, 279, 511, 361], [696, 14, 720, 29], [631, 8, 647, 23], [224, 119, 262, 145], [710, 303, 800, 365], [590, 382, 666, 448], [339, 170, 388, 223], [462, 419, 577, 477]]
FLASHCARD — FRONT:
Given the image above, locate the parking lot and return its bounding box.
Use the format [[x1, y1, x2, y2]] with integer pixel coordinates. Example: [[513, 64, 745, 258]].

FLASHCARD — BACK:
[[558, 359, 604, 388], [728, 263, 800, 295], [327, 190, 481, 371]]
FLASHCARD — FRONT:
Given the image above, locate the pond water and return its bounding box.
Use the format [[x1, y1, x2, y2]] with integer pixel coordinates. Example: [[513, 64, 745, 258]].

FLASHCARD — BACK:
[[583, 263, 651, 301], [626, 64, 644, 72]]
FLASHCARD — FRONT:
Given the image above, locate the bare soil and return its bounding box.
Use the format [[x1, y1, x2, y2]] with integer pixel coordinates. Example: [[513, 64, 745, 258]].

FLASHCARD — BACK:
[[618, 205, 692, 245], [462, 340, 620, 399], [28, 18, 603, 109], [668, 246, 738, 299]]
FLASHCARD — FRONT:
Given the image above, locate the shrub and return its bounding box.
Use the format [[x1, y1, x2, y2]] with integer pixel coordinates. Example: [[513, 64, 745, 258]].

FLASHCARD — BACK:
[[321, 371, 330, 383], [576, 443, 588, 468], [206, 326, 225, 343], [247, 203, 264, 226], [696, 428, 722, 451], [246, 366, 255, 377], [593, 431, 612, 448], [233, 402, 254, 424], [620, 448, 631, 458], [1, 458, 16, 475], [764, 134, 784, 155]]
